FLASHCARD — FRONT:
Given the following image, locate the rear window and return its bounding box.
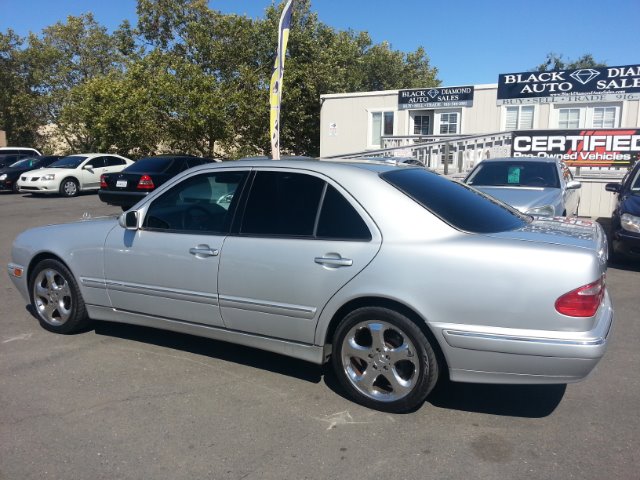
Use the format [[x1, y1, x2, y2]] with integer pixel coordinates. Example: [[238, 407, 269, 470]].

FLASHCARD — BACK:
[[382, 168, 529, 233], [126, 157, 174, 173]]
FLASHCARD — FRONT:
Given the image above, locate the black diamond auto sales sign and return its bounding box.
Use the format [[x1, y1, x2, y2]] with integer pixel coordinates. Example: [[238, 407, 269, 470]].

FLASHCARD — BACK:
[[398, 86, 474, 109], [497, 64, 640, 105]]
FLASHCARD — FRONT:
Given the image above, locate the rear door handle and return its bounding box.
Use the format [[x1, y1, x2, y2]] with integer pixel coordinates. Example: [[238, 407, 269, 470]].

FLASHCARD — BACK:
[[189, 245, 219, 258], [314, 256, 353, 267]]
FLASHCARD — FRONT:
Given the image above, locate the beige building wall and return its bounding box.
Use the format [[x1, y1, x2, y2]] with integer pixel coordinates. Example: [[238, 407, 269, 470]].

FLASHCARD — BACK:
[[320, 91, 400, 157], [0, 130, 6, 147], [320, 84, 640, 157]]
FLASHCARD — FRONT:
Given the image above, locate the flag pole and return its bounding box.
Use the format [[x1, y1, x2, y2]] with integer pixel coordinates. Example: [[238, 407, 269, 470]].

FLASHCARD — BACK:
[[269, 0, 294, 160]]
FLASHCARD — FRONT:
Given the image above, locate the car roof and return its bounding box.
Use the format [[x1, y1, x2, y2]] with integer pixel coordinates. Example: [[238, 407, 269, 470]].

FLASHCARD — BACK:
[[185, 157, 409, 177]]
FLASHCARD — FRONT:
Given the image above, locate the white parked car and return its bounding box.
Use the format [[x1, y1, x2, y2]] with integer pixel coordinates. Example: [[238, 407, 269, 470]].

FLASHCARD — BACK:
[[18, 153, 133, 197]]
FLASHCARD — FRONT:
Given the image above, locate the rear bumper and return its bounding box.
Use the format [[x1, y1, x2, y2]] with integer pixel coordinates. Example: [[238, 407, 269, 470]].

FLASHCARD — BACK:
[[98, 189, 147, 207], [435, 290, 614, 384]]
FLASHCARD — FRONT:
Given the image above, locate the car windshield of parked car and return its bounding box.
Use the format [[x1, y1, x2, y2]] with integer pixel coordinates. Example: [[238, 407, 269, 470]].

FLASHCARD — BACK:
[[125, 157, 175, 173], [382, 168, 529, 233], [466, 161, 560, 188], [9, 157, 41, 169], [49, 156, 88, 169]]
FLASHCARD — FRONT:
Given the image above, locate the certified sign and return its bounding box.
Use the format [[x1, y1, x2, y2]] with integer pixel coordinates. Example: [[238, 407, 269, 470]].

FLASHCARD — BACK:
[[511, 129, 640, 166]]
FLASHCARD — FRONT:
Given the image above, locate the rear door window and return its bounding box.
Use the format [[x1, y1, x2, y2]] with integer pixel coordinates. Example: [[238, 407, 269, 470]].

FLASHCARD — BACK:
[[240, 171, 371, 240]]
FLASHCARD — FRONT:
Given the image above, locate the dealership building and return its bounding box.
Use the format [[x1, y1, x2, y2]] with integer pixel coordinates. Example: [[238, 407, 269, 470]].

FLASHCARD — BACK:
[[319, 65, 640, 172]]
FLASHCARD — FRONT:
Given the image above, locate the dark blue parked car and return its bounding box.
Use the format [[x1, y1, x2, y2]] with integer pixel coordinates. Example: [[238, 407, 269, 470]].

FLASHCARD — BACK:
[[606, 161, 640, 261]]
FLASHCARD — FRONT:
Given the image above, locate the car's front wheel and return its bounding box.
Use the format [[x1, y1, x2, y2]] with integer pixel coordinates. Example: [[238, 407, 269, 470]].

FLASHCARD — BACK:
[[59, 178, 79, 197], [332, 307, 439, 413], [29, 259, 90, 334]]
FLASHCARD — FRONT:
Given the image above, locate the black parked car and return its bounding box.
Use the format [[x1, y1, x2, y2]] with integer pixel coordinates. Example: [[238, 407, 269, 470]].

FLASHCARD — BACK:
[[99, 155, 216, 210], [0, 156, 63, 192], [605, 161, 640, 260], [0, 153, 33, 170]]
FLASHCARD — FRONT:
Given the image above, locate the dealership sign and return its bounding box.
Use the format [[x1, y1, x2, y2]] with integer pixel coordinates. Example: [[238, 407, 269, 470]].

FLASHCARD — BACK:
[[497, 65, 640, 105], [398, 86, 474, 109], [512, 129, 640, 166]]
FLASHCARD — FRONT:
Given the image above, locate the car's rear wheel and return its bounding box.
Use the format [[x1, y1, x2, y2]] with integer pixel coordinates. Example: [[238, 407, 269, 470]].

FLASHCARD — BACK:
[[60, 178, 79, 197], [29, 259, 90, 334], [332, 307, 439, 413]]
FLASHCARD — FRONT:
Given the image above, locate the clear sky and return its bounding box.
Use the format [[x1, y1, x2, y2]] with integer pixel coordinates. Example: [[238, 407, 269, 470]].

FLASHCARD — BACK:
[[1, 0, 638, 87]]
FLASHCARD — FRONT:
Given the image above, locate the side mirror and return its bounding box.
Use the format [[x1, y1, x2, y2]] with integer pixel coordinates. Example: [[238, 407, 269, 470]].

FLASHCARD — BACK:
[[605, 183, 621, 193], [566, 180, 581, 190], [118, 210, 139, 230]]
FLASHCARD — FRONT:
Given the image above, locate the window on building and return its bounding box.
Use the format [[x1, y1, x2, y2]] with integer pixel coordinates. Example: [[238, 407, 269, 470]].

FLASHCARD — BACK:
[[558, 108, 581, 129], [413, 115, 430, 135], [592, 107, 616, 128], [370, 111, 394, 147], [505, 106, 534, 130], [439, 113, 459, 134], [553, 105, 620, 129]]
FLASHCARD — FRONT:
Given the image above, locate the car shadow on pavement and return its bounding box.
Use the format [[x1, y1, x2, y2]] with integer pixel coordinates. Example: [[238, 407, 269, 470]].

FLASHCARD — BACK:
[[93, 321, 324, 384], [425, 379, 567, 418], [28, 310, 570, 417], [322, 366, 566, 417]]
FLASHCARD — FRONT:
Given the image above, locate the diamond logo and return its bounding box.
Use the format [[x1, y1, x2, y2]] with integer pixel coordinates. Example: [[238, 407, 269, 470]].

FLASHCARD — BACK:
[[570, 69, 600, 85], [427, 89, 440, 98]]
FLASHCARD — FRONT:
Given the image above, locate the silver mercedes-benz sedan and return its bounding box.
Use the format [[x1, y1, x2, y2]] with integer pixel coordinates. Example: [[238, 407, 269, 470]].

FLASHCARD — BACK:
[[7, 159, 613, 413], [464, 156, 581, 217]]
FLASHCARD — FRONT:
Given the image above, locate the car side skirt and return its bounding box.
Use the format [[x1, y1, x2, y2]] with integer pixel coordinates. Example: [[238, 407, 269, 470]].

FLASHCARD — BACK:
[[86, 304, 325, 365]]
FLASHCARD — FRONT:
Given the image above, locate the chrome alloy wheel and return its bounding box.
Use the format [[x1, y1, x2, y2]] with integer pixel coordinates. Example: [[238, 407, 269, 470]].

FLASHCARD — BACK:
[[341, 321, 420, 402], [32, 268, 73, 326]]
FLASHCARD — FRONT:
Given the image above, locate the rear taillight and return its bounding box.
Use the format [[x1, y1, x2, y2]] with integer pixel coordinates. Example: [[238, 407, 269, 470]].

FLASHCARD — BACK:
[[100, 174, 107, 189], [137, 174, 154, 190], [555, 275, 605, 317]]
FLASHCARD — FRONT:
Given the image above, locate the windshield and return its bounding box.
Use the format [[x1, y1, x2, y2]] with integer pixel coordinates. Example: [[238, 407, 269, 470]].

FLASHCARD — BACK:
[[382, 168, 529, 233], [49, 156, 88, 169], [631, 166, 640, 193], [10, 157, 41, 169], [466, 161, 560, 188]]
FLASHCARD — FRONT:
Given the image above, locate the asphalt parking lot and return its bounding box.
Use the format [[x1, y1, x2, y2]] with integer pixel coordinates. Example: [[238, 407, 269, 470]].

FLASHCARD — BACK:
[[1, 191, 639, 480]]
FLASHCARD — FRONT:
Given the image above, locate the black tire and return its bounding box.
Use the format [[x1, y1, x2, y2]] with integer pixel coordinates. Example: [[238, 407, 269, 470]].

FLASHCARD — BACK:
[[332, 307, 439, 413], [59, 178, 79, 197], [29, 259, 90, 334], [11, 181, 20, 193]]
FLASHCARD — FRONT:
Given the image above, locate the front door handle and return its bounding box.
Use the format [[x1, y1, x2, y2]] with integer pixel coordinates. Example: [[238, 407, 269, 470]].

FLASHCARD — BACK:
[[314, 256, 353, 267], [189, 245, 219, 258]]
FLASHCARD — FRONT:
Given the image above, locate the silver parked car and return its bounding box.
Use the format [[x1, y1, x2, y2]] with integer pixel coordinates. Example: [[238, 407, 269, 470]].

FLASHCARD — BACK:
[[464, 157, 581, 217], [7, 159, 613, 412]]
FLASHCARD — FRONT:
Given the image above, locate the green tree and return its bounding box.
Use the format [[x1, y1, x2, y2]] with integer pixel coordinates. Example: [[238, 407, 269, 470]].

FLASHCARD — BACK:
[[535, 53, 607, 71], [0, 30, 43, 146], [3, 0, 441, 157]]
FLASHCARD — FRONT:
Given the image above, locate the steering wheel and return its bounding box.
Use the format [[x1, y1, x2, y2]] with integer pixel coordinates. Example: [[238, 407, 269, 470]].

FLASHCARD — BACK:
[[181, 205, 214, 231], [217, 193, 234, 205]]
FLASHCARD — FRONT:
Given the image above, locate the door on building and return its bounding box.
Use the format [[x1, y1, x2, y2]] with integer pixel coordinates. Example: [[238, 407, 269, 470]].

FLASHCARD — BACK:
[[410, 111, 433, 136]]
